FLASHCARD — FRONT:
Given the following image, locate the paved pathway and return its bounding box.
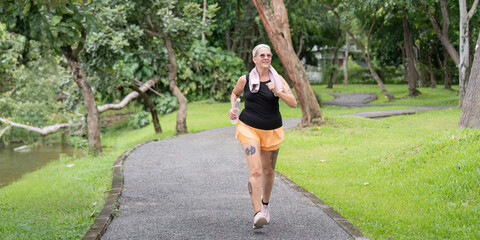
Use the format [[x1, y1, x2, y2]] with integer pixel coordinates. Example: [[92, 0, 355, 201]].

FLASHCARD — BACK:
[[99, 119, 363, 240], [323, 93, 453, 118]]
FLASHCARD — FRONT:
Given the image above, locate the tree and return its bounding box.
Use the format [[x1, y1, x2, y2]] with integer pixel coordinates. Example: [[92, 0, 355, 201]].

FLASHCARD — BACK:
[[140, 0, 217, 134], [344, 33, 349, 85], [0, 1, 102, 154], [420, 0, 480, 107], [326, 1, 395, 100], [440, 0, 452, 89], [458, 32, 480, 128], [251, 0, 323, 126], [402, 13, 421, 96], [82, 0, 164, 134]]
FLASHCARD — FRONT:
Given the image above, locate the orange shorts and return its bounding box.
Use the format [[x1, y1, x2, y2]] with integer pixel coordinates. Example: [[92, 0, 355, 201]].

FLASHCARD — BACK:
[[235, 120, 284, 151]]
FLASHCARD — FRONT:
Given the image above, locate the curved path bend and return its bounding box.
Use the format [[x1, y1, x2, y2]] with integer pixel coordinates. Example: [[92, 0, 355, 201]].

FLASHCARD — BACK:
[[86, 119, 365, 240]]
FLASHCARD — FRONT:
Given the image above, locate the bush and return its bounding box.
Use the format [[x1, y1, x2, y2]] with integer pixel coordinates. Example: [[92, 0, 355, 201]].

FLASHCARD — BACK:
[[128, 111, 150, 129], [153, 92, 178, 115]]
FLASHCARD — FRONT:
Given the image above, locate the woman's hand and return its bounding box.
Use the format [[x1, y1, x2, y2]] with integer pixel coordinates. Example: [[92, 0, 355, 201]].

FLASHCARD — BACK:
[[266, 82, 279, 95], [228, 108, 238, 120]]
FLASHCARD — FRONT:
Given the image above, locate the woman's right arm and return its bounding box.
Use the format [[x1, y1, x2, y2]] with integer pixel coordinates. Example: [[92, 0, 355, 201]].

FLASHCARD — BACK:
[[228, 75, 246, 119]]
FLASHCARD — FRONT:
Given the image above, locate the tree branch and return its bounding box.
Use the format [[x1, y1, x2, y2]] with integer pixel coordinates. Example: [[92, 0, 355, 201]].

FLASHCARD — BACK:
[[366, 10, 377, 54], [146, 10, 156, 30], [0, 117, 72, 136], [73, 28, 86, 58], [134, 79, 163, 97], [0, 77, 161, 137], [143, 28, 160, 37], [97, 78, 158, 112], [0, 125, 12, 138], [420, 0, 460, 65], [468, 0, 479, 20], [6, 87, 17, 97]]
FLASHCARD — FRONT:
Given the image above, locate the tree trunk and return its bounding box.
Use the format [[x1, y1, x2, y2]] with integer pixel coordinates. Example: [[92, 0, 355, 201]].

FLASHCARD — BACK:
[[130, 85, 162, 134], [364, 54, 394, 100], [403, 16, 421, 96], [443, 52, 452, 89], [428, 55, 437, 88], [344, 33, 349, 86], [327, 43, 340, 89], [458, 32, 480, 128], [252, 0, 323, 126], [163, 34, 188, 134], [418, 61, 425, 88], [399, 44, 408, 83], [201, 0, 207, 41], [414, 43, 425, 88], [458, 0, 474, 108], [61, 46, 102, 154], [440, 0, 452, 89]]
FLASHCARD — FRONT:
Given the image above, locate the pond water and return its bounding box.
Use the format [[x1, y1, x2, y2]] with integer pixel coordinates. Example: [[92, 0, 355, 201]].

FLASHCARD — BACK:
[[0, 144, 85, 189]]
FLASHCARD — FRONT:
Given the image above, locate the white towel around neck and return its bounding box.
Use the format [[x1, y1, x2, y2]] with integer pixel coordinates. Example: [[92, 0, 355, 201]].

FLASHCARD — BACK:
[[249, 66, 283, 95]]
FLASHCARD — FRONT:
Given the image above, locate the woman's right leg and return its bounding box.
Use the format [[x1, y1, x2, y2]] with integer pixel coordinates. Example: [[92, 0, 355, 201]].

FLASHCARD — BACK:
[[242, 141, 262, 215]]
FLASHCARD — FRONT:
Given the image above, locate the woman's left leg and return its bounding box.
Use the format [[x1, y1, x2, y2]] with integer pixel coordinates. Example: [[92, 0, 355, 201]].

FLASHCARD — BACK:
[[260, 148, 279, 204]]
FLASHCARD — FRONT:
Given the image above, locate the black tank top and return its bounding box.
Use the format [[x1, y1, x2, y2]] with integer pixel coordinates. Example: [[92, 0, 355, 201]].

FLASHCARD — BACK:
[[238, 74, 282, 130]]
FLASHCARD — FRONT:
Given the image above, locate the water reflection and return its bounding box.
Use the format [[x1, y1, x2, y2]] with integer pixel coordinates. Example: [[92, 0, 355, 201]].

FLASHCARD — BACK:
[[0, 144, 85, 188]]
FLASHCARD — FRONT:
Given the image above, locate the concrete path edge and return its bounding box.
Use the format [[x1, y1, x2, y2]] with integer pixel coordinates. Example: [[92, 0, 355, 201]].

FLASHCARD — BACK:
[[276, 172, 368, 240], [82, 140, 157, 240]]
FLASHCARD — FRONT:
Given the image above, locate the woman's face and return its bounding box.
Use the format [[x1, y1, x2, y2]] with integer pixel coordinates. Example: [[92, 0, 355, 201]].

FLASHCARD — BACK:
[[253, 47, 272, 68]]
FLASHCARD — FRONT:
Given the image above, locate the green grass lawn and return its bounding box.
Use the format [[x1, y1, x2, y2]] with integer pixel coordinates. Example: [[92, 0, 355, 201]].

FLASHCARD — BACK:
[[278, 109, 479, 239], [0, 84, 477, 239]]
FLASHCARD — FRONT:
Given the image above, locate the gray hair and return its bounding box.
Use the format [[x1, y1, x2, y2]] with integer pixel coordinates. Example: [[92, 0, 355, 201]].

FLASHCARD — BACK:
[[252, 44, 271, 57]]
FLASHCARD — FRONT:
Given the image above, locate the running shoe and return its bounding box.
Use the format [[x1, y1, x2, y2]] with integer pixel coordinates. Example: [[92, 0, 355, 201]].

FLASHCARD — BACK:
[[261, 203, 270, 224], [253, 212, 267, 229]]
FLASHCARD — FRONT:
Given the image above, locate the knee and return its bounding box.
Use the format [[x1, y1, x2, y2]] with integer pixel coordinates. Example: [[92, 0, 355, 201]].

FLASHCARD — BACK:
[[250, 167, 262, 179], [263, 167, 275, 177]]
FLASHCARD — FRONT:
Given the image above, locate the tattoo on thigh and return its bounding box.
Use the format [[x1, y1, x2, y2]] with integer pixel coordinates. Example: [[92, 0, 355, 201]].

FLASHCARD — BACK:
[[270, 149, 279, 170], [248, 182, 253, 195], [245, 145, 256, 155]]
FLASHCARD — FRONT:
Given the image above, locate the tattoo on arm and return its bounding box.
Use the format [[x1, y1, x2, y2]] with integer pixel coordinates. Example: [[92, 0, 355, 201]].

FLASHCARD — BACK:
[[245, 145, 256, 155], [248, 182, 253, 195], [270, 149, 279, 170]]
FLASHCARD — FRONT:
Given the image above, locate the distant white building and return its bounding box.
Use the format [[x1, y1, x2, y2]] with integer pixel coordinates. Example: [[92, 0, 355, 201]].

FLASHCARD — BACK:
[[303, 45, 363, 82]]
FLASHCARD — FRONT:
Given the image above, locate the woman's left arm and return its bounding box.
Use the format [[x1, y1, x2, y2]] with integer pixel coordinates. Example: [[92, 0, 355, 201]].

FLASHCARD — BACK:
[[269, 76, 297, 108]]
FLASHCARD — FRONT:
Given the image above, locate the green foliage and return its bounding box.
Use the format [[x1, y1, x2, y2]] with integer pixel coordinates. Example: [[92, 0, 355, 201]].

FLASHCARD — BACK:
[[0, 1, 96, 51], [286, 0, 341, 65], [0, 23, 25, 94], [176, 41, 245, 101], [0, 55, 77, 143], [128, 111, 150, 129], [153, 92, 178, 115], [83, 0, 150, 96]]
